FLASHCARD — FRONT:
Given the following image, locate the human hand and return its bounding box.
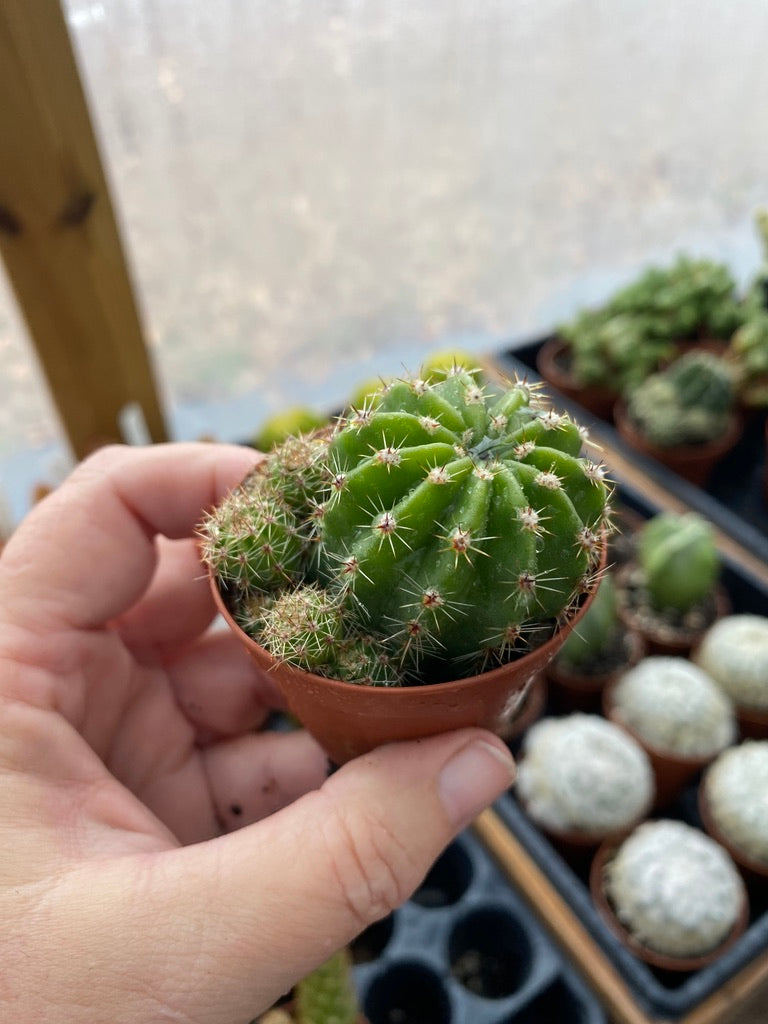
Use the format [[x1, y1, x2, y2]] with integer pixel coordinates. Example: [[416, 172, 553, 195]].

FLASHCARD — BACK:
[[0, 443, 515, 1023]]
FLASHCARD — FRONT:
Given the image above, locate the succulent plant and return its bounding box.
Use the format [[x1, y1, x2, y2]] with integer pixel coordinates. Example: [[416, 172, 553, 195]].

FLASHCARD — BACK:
[[703, 741, 768, 865], [255, 407, 328, 452], [609, 656, 736, 758], [559, 309, 674, 393], [256, 949, 360, 1024], [558, 256, 744, 393], [604, 820, 745, 959], [636, 512, 720, 616], [624, 351, 736, 448], [727, 312, 768, 409], [295, 950, 360, 1024], [554, 571, 622, 671], [201, 371, 612, 685], [516, 714, 654, 837], [694, 614, 768, 711]]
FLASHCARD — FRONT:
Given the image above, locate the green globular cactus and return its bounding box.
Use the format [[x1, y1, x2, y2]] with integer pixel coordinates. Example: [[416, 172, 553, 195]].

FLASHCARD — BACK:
[[255, 407, 328, 452], [294, 950, 360, 1024], [625, 351, 735, 447], [201, 371, 612, 684], [637, 512, 719, 615]]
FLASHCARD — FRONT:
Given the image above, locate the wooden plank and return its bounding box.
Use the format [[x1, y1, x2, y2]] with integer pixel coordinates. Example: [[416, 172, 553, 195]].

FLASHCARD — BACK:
[[0, 0, 167, 459], [473, 808, 660, 1024]]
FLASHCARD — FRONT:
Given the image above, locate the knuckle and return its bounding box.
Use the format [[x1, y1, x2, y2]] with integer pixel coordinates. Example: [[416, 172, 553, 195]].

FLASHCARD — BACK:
[[321, 798, 415, 928]]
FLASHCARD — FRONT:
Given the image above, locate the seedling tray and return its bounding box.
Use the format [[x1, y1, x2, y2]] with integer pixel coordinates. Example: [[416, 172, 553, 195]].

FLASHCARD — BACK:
[[350, 828, 607, 1024], [475, 468, 768, 1024], [495, 337, 768, 569]]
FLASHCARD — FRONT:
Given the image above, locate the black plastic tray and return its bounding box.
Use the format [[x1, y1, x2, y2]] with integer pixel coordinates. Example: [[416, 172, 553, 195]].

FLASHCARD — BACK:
[[497, 337, 768, 568], [351, 828, 608, 1024], [491, 475, 768, 1021]]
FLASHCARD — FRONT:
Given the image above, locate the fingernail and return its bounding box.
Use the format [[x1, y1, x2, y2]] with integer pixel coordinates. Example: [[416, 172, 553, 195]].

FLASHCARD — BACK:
[[439, 739, 516, 829]]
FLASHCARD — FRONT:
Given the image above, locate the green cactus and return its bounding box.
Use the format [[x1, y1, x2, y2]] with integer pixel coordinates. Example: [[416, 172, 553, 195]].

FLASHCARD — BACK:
[[255, 407, 328, 452], [559, 256, 744, 392], [555, 572, 621, 670], [727, 314, 768, 408], [294, 950, 360, 1024], [637, 512, 720, 615], [202, 371, 612, 684], [625, 351, 735, 447]]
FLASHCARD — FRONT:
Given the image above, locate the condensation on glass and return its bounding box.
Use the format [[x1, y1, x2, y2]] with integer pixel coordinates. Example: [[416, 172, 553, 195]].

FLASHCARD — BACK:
[[3, 0, 768, 505]]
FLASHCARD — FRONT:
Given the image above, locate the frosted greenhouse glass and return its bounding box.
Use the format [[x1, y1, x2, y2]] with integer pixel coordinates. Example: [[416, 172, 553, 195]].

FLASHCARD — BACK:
[[5, 0, 768, 472]]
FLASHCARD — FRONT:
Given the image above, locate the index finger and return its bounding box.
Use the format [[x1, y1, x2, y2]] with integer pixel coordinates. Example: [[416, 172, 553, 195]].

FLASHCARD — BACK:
[[0, 443, 262, 630]]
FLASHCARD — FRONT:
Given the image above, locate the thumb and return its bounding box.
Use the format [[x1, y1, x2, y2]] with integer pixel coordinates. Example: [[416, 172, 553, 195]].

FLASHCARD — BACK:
[[150, 728, 515, 1022]]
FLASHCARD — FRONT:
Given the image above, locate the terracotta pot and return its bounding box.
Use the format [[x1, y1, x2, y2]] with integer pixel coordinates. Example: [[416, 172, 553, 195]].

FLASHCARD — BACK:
[[210, 573, 603, 765], [589, 840, 750, 972], [535, 338, 618, 421], [496, 670, 548, 747], [614, 562, 730, 658], [603, 683, 720, 810], [613, 400, 744, 488], [546, 628, 646, 714], [698, 783, 768, 890]]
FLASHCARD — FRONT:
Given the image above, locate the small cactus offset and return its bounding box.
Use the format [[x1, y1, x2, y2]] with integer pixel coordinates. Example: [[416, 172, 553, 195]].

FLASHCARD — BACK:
[[201, 371, 612, 684], [625, 351, 735, 448]]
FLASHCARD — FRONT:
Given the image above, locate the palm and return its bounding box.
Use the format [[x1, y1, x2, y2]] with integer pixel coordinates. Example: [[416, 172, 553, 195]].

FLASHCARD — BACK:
[[0, 445, 325, 865]]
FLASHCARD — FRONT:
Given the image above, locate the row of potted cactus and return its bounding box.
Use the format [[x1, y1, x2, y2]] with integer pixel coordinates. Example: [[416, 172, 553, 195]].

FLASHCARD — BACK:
[[537, 211, 768, 487]]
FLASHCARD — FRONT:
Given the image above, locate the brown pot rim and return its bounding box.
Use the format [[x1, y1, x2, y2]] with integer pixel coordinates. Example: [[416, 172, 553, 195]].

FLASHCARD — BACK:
[[698, 780, 768, 882], [589, 838, 750, 972], [613, 399, 744, 466]]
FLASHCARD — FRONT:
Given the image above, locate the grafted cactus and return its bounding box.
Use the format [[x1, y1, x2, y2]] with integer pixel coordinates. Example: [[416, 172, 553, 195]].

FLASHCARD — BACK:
[[625, 351, 735, 447], [201, 371, 612, 684]]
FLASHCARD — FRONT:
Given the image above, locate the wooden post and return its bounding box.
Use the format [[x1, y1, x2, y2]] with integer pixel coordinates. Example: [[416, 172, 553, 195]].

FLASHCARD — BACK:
[[0, 0, 168, 459]]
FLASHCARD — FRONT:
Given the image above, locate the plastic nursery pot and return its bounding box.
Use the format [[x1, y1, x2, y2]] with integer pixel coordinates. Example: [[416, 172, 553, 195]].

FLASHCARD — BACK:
[[614, 562, 730, 658], [546, 628, 646, 715], [613, 399, 744, 489], [698, 784, 768, 890], [589, 840, 750, 973], [210, 571, 604, 765], [602, 683, 718, 811], [535, 338, 619, 422]]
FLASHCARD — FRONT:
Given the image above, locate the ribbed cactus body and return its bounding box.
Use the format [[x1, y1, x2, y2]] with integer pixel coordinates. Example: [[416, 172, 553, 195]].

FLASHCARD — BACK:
[[638, 513, 719, 614], [316, 374, 607, 663], [202, 371, 611, 683]]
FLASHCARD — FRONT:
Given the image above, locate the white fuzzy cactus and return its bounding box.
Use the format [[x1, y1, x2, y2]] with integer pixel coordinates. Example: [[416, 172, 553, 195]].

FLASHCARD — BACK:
[[694, 614, 768, 710], [703, 741, 768, 865], [610, 657, 736, 758], [605, 820, 745, 959], [516, 714, 654, 837]]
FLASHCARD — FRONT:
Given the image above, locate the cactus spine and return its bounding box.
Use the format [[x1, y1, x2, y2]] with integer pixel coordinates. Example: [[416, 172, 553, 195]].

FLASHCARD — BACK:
[[202, 371, 612, 684]]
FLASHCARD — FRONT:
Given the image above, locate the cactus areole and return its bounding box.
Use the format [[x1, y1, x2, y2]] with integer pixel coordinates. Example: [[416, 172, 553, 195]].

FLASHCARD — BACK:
[[202, 371, 611, 758]]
